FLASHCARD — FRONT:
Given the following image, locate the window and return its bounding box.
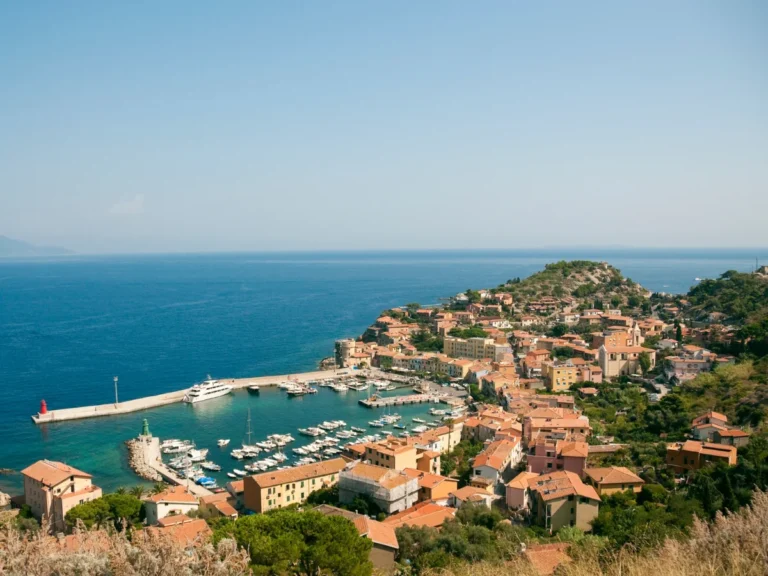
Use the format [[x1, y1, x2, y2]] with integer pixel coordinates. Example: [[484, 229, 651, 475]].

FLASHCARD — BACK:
[[301, 481, 304, 488]]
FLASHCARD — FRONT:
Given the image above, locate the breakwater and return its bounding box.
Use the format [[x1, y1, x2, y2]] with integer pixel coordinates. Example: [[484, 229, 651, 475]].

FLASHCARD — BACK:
[[30, 368, 351, 424]]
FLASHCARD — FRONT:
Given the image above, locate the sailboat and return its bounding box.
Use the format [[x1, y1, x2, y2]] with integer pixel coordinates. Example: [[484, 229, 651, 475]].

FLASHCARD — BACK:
[[242, 408, 260, 452]]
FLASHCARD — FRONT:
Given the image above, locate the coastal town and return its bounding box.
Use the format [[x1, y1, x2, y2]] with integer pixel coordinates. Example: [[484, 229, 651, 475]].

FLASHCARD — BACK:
[[3, 261, 766, 575]]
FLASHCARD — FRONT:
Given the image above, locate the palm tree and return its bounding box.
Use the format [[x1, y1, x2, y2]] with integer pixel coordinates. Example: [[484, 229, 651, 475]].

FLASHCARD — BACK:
[[115, 486, 126, 495], [129, 485, 146, 499], [151, 482, 166, 495]]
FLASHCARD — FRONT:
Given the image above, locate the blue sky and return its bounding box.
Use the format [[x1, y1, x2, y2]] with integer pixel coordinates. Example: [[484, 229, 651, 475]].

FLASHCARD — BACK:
[[1, 1, 766, 253]]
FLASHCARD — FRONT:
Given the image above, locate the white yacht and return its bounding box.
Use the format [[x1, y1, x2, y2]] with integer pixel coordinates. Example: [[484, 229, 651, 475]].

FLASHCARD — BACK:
[[184, 376, 233, 403]]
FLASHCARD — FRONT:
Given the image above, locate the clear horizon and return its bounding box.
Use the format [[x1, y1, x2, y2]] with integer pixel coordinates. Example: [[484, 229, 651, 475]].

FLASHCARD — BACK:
[[2, 1, 767, 253]]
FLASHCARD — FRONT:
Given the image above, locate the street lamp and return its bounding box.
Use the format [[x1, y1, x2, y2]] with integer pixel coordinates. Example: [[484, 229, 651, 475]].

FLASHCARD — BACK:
[[114, 376, 119, 405]]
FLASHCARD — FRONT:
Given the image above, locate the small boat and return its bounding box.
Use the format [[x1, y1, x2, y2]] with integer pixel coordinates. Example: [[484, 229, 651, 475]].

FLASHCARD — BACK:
[[218, 439, 230, 447], [273, 453, 288, 462], [393, 424, 405, 430], [369, 420, 385, 427], [299, 427, 326, 437], [248, 384, 260, 393], [413, 418, 426, 424], [412, 425, 428, 433], [351, 426, 366, 433], [227, 472, 237, 479], [233, 469, 247, 477]]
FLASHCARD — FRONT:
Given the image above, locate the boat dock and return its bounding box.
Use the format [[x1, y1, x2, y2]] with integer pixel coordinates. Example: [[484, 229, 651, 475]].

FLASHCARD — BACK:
[[150, 459, 213, 497], [31, 368, 351, 425], [358, 394, 439, 408]]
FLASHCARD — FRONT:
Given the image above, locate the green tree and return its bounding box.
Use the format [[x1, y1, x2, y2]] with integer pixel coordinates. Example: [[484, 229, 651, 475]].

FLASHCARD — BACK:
[[676, 324, 683, 343], [215, 510, 372, 576], [129, 485, 146, 500], [65, 498, 112, 530], [152, 482, 167, 495], [549, 323, 568, 337], [115, 486, 126, 495], [638, 351, 652, 376]]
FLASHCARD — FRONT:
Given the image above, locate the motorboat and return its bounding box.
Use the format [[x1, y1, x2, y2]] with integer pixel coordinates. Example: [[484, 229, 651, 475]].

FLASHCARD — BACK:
[[248, 384, 260, 393], [183, 376, 233, 403], [368, 420, 385, 427], [233, 469, 247, 477], [299, 427, 326, 436], [412, 418, 426, 424], [217, 439, 230, 447], [227, 472, 237, 479]]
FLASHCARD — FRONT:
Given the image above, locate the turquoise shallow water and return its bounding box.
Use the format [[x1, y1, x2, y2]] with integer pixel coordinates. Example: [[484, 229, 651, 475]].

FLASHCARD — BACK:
[[1, 249, 766, 493]]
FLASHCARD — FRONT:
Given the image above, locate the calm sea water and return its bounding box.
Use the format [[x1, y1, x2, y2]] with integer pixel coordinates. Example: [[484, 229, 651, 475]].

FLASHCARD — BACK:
[[0, 249, 765, 493]]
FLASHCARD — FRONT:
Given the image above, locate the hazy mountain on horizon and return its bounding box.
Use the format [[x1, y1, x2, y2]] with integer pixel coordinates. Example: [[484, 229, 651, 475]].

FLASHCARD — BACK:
[[0, 235, 73, 258]]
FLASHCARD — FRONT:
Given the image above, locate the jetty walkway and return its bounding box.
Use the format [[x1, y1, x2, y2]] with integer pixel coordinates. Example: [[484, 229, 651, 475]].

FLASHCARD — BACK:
[[151, 460, 213, 497], [31, 368, 351, 424], [359, 394, 439, 408]]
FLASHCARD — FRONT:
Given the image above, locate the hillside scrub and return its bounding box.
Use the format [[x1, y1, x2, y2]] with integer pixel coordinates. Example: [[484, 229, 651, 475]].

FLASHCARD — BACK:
[[0, 521, 249, 576], [428, 489, 768, 576]]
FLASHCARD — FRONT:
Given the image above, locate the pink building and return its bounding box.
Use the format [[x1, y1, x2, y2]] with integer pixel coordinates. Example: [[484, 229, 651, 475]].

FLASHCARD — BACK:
[[526, 440, 588, 478]]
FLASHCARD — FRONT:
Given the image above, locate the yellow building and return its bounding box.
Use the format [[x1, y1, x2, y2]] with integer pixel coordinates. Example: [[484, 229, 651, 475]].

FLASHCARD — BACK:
[[364, 440, 418, 470], [527, 471, 601, 533], [443, 337, 511, 361], [21, 460, 102, 532], [584, 467, 644, 496], [244, 458, 346, 513], [541, 362, 579, 392]]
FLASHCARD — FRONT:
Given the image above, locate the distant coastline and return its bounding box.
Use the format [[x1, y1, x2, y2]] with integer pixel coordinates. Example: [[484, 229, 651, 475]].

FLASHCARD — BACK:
[[0, 235, 73, 258]]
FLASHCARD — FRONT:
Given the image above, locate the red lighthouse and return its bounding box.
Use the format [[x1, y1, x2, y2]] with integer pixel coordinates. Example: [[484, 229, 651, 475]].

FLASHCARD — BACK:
[[40, 399, 48, 415]]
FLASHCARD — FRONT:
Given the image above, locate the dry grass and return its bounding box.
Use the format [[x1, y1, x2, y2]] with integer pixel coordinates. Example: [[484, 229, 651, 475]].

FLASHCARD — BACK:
[[430, 490, 768, 576], [0, 521, 249, 576]]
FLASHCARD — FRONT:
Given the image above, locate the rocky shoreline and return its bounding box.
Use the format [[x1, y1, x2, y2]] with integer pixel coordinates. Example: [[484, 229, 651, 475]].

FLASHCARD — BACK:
[[125, 438, 162, 482]]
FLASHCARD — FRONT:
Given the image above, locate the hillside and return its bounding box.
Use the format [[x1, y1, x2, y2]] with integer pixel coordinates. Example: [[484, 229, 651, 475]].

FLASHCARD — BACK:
[[496, 260, 649, 308], [0, 235, 72, 258], [687, 270, 768, 322]]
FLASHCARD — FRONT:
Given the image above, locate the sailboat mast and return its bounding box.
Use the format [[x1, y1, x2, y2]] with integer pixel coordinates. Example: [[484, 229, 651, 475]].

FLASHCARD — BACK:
[[246, 408, 252, 445]]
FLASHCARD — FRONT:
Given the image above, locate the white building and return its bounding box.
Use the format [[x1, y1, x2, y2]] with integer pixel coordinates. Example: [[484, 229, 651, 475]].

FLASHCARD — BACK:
[[144, 485, 199, 525]]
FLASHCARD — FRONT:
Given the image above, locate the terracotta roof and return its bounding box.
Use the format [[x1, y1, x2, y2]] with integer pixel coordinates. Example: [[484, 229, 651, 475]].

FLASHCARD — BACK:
[[716, 429, 749, 437], [383, 501, 456, 529], [226, 480, 244, 494], [585, 466, 644, 486], [149, 517, 211, 545], [557, 441, 589, 458], [402, 469, 455, 490], [507, 471, 539, 490], [157, 513, 193, 527], [671, 441, 737, 458], [354, 516, 399, 549], [692, 411, 728, 425], [251, 458, 346, 488], [528, 471, 600, 502], [148, 485, 198, 504], [473, 439, 519, 471], [59, 485, 101, 500], [343, 463, 412, 490], [450, 486, 490, 502], [524, 542, 571, 575], [21, 460, 91, 487]]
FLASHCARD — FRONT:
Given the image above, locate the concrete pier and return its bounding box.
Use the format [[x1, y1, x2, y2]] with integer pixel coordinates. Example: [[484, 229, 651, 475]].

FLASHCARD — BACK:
[[31, 368, 352, 425], [358, 394, 439, 408]]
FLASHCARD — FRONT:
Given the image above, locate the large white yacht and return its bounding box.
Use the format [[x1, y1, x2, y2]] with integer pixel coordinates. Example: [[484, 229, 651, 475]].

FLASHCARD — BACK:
[[183, 377, 233, 403]]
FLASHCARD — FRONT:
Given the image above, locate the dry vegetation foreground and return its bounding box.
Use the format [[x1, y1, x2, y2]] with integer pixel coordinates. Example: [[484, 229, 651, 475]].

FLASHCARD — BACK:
[[431, 491, 768, 576], [2, 493, 768, 575]]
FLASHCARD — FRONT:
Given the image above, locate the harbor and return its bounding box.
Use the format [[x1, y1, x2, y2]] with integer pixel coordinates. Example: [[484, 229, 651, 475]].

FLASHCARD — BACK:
[[119, 384, 454, 491]]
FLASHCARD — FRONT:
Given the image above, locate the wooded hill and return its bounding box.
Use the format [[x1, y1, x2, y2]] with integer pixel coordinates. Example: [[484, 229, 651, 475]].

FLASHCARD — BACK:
[[495, 260, 650, 308]]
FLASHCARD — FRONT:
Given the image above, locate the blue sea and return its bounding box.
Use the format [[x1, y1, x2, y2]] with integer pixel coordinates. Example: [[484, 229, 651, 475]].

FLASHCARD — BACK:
[[0, 249, 765, 493]]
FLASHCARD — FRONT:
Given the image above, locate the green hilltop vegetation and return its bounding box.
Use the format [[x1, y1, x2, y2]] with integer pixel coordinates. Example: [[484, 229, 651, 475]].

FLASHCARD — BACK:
[[495, 260, 650, 308]]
